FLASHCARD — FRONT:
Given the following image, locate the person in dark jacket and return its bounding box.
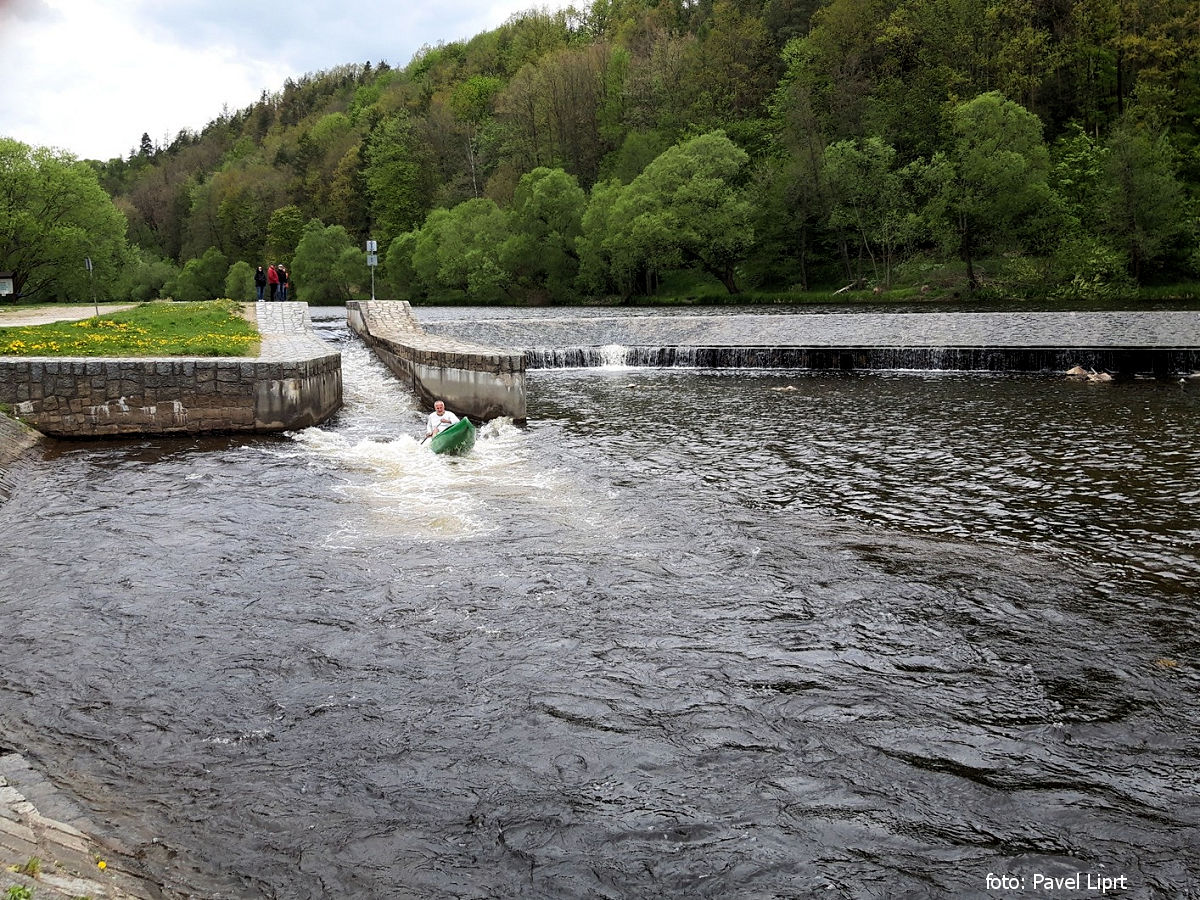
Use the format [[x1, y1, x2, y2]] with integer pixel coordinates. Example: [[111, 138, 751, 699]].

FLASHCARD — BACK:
[[254, 266, 267, 302], [278, 265, 289, 301]]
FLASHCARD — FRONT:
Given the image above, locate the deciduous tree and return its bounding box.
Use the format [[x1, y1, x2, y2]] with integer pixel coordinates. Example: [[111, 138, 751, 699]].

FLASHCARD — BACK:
[[930, 93, 1057, 288], [604, 131, 754, 295], [502, 167, 586, 300], [0, 138, 130, 302], [1101, 121, 1187, 278], [290, 220, 363, 304]]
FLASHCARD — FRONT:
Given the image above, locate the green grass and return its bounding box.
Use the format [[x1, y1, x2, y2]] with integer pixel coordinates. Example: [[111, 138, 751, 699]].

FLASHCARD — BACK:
[[0, 300, 260, 357]]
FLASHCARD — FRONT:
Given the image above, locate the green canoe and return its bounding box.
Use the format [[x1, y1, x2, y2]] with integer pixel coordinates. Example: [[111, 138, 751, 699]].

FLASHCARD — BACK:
[[430, 416, 476, 455]]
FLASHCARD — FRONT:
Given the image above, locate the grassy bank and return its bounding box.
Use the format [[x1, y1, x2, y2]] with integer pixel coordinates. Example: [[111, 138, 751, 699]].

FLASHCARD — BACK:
[[0, 300, 259, 357]]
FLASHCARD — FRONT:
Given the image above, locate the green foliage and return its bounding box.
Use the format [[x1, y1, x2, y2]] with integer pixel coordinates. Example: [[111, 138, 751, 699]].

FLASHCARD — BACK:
[[266, 205, 306, 267], [363, 115, 433, 246], [17, 857, 40, 877], [1101, 122, 1188, 277], [384, 231, 422, 299], [5, 884, 33, 900], [929, 92, 1059, 287], [0, 138, 130, 302], [168, 247, 229, 302], [411, 200, 512, 303], [598, 131, 754, 295], [502, 167, 586, 300], [123, 249, 180, 303], [576, 178, 626, 295], [289, 220, 363, 304], [823, 137, 926, 286], [449, 76, 504, 123], [224, 260, 256, 301], [59, 0, 1200, 298], [1048, 233, 1134, 300], [598, 130, 670, 183]]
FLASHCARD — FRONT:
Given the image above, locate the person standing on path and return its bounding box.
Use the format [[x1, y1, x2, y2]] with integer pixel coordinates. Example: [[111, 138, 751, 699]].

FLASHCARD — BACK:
[[254, 266, 267, 302], [278, 265, 289, 302], [267, 264, 279, 301]]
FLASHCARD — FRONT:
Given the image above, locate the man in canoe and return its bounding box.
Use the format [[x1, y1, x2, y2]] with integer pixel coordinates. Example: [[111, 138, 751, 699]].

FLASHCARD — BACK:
[[426, 400, 460, 439]]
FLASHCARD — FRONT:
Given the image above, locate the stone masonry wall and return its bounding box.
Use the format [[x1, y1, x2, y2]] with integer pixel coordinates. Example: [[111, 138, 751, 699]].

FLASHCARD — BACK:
[[347, 300, 526, 422], [0, 302, 341, 438]]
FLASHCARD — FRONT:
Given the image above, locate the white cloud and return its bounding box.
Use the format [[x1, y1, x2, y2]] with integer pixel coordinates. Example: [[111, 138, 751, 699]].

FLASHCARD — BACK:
[[1, 1, 290, 158], [0, 0, 568, 161]]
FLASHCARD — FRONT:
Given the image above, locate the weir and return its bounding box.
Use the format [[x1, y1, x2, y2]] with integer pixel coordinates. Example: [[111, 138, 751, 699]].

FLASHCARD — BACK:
[[524, 344, 1198, 374], [422, 310, 1200, 376]]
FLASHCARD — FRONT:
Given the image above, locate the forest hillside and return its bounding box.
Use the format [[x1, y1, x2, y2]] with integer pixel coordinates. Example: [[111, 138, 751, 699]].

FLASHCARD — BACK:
[[5, 0, 1199, 304]]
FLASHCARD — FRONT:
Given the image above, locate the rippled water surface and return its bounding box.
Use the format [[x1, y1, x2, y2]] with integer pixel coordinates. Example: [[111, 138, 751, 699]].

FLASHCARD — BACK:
[[1, 314, 1198, 898]]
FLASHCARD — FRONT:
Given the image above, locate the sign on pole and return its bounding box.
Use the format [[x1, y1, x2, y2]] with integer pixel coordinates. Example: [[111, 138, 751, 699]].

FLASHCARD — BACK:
[[85, 257, 97, 315], [366, 240, 378, 300]]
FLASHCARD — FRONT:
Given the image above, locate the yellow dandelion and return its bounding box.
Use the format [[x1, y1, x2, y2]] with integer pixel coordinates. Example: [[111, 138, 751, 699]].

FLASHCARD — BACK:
[[98, 859, 107, 870]]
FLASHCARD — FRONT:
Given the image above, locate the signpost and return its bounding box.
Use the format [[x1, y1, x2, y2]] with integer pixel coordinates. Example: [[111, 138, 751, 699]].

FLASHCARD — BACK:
[[85, 257, 97, 316], [366, 240, 378, 301]]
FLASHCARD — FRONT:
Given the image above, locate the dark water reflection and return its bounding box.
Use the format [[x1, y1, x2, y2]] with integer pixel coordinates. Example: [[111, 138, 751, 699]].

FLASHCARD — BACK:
[[1, 324, 1198, 898]]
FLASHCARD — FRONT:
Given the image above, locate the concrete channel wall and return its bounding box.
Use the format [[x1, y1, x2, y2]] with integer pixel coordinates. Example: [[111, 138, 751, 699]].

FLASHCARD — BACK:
[[0, 303, 341, 438], [347, 300, 526, 423]]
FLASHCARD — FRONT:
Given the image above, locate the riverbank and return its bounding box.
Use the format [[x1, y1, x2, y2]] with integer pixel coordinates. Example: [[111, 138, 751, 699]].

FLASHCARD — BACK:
[[0, 413, 39, 501], [1, 752, 162, 899], [0, 302, 341, 437]]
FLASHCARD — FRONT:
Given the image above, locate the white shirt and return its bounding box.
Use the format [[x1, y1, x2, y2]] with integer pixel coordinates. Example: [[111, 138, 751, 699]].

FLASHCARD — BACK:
[[427, 409, 459, 436]]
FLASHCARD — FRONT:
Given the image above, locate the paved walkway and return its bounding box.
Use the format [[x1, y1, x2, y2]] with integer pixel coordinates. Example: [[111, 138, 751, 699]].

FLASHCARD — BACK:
[[0, 304, 137, 328]]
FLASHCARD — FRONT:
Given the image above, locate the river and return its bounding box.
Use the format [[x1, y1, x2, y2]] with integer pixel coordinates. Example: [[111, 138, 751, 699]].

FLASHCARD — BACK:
[[0, 308, 1197, 898]]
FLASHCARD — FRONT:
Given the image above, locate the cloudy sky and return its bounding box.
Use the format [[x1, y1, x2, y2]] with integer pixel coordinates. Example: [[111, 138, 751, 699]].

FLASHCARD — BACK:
[[0, 0, 550, 161]]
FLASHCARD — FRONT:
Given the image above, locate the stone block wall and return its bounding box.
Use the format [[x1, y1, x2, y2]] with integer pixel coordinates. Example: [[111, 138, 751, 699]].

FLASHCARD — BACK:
[[347, 300, 526, 422]]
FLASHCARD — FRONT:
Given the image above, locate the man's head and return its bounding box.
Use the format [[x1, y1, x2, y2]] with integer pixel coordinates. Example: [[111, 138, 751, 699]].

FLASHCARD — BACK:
[[434, 401, 445, 414]]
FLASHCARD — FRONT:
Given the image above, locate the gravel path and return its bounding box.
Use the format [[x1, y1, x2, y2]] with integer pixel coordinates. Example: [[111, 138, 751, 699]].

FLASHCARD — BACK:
[[0, 304, 137, 327]]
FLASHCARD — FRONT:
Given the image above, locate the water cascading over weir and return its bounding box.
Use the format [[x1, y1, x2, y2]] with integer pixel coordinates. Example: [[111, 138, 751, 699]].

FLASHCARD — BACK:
[[420, 310, 1200, 377]]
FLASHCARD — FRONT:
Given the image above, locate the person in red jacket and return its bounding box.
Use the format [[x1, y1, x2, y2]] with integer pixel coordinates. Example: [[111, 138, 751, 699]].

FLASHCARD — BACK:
[[267, 264, 279, 301]]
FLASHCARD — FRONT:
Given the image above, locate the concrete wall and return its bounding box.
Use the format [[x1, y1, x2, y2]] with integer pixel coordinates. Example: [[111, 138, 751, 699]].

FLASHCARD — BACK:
[[0, 302, 342, 438], [347, 300, 526, 423]]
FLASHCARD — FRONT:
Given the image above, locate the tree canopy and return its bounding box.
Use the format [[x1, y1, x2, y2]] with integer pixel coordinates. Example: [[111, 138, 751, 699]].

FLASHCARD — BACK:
[[0, 139, 130, 302], [3, 0, 1194, 304]]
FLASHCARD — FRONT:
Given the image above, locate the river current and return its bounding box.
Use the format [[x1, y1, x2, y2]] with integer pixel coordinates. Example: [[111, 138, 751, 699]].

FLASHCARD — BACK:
[[1, 308, 1197, 898]]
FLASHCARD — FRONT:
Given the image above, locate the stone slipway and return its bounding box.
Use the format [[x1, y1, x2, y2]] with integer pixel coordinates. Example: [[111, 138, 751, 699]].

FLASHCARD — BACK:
[[347, 299, 526, 422], [0, 302, 341, 438]]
